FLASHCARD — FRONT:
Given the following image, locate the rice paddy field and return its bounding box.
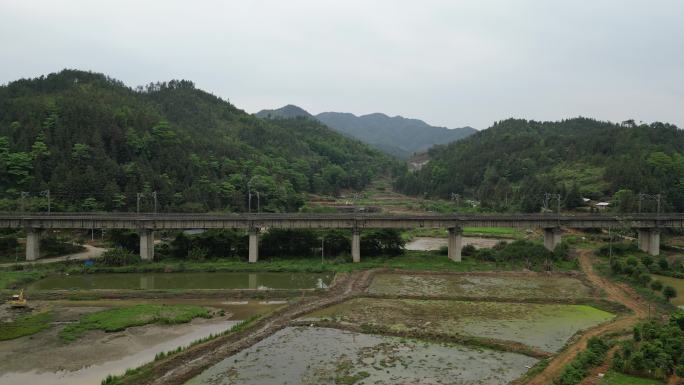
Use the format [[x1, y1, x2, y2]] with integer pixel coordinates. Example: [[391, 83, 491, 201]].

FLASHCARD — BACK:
[[304, 298, 614, 352], [184, 326, 539, 385], [368, 273, 595, 300]]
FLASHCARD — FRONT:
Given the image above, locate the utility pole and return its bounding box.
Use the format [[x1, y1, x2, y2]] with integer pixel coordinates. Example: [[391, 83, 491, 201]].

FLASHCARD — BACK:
[[256, 191, 260, 213], [608, 226, 612, 259], [136, 193, 143, 213], [152, 191, 158, 214], [638, 193, 662, 215], [451, 193, 461, 207], [40, 190, 51, 214], [20, 191, 29, 212], [45, 190, 51, 214], [544, 192, 561, 227], [543, 192, 561, 214]]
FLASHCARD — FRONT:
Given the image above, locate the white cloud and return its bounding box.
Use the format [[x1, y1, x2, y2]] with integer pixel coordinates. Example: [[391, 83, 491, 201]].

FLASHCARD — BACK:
[[1, 0, 682, 129]]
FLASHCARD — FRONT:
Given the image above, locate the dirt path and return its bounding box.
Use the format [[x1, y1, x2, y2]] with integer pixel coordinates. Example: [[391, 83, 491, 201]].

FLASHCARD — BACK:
[[0, 244, 106, 267], [523, 250, 649, 385], [579, 346, 619, 385], [143, 269, 376, 385]]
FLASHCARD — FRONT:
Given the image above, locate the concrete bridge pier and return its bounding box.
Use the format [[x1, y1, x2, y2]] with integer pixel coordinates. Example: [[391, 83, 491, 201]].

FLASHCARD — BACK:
[[448, 227, 463, 262], [26, 228, 42, 261], [638, 229, 660, 256], [543, 227, 562, 251], [352, 229, 361, 263], [248, 229, 259, 263], [139, 229, 155, 261]]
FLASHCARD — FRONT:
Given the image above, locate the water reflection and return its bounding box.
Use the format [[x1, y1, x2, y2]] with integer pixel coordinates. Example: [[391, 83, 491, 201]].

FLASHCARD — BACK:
[[28, 272, 335, 291]]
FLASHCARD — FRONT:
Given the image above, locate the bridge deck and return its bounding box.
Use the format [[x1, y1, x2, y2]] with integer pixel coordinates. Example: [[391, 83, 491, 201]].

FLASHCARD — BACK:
[[0, 213, 682, 230]]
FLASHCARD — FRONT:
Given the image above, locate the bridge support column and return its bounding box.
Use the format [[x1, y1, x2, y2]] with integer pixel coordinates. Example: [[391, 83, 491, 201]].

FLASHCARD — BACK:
[[448, 227, 463, 262], [139, 229, 155, 261], [26, 228, 41, 261], [638, 229, 660, 256], [543, 228, 562, 252], [248, 229, 259, 263], [352, 229, 361, 263]]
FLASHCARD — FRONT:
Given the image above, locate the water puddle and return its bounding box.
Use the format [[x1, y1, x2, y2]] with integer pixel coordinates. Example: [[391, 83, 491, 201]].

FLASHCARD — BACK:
[[184, 326, 537, 385], [27, 272, 334, 291]]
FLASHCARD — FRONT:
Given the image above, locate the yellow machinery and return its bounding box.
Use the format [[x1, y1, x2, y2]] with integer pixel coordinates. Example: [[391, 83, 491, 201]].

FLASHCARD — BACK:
[[8, 289, 27, 308]]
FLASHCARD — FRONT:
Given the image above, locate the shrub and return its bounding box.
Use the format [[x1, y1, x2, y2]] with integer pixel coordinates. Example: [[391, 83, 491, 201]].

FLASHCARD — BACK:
[[461, 244, 476, 256], [650, 280, 663, 292], [614, 312, 684, 380], [610, 258, 624, 274], [108, 229, 139, 252], [658, 258, 669, 270], [99, 248, 141, 266], [663, 286, 678, 302], [637, 273, 652, 286], [187, 246, 208, 261], [626, 256, 639, 267], [554, 337, 609, 385], [641, 255, 654, 267], [597, 242, 637, 257]]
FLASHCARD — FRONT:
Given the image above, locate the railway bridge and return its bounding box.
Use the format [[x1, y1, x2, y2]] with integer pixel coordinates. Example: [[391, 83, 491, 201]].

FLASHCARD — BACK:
[[1, 213, 682, 262]]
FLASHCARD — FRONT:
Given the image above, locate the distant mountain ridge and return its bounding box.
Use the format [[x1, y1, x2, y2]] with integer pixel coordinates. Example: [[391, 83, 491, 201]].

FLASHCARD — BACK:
[[255, 105, 476, 158]]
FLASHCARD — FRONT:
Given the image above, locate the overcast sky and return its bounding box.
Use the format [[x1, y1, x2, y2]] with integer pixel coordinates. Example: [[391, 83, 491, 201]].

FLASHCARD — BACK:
[[1, 0, 683, 129]]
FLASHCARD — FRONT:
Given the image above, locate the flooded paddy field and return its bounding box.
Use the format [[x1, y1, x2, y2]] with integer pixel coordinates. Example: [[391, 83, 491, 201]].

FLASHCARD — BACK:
[[368, 273, 595, 300], [0, 299, 284, 385], [185, 326, 538, 385], [27, 271, 334, 291], [305, 298, 614, 352]]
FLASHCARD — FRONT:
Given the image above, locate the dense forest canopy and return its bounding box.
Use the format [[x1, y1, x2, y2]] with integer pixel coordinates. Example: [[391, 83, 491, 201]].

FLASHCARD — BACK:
[[0, 70, 396, 213], [395, 118, 684, 212]]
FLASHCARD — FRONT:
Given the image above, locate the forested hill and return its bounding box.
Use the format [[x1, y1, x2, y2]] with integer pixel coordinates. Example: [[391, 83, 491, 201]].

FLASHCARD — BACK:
[[394, 118, 684, 212], [0, 70, 396, 213], [255, 105, 476, 158]]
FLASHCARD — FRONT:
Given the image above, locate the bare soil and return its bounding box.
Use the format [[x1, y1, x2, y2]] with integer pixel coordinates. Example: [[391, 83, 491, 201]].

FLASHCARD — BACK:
[[520, 249, 649, 385]]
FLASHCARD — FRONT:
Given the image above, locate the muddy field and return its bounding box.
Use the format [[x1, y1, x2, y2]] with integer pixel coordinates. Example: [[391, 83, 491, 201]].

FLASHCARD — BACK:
[[304, 298, 614, 352], [0, 300, 284, 385], [184, 326, 538, 385], [368, 273, 595, 299]]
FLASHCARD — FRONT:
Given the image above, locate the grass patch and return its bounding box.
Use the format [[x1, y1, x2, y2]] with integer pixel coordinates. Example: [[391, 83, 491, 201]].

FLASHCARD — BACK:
[[0, 269, 46, 289], [599, 371, 665, 385], [402, 227, 524, 240], [60, 304, 211, 341], [463, 227, 524, 238], [57, 251, 568, 274], [0, 311, 53, 341]]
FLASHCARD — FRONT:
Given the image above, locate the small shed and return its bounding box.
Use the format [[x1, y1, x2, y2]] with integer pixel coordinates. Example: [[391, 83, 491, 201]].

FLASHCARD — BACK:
[[595, 202, 610, 210]]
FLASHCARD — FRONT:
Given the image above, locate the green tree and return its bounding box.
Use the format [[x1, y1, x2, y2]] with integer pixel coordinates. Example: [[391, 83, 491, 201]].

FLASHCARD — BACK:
[[664, 286, 677, 302], [71, 143, 91, 161], [650, 280, 663, 291]]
